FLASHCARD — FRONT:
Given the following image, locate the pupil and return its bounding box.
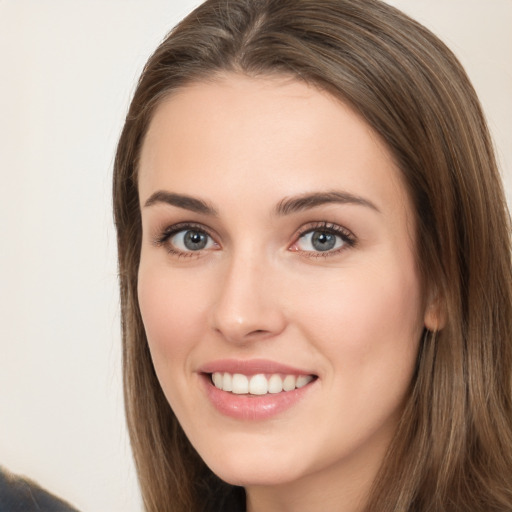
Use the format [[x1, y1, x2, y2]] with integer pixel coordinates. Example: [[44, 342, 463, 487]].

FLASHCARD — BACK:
[[312, 231, 336, 251], [184, 230, 207, 250]]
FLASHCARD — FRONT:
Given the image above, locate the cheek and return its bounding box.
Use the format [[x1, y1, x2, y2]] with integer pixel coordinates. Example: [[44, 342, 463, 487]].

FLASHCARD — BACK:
[[137, 265, 207, 367], [291, 259, 424, 375]]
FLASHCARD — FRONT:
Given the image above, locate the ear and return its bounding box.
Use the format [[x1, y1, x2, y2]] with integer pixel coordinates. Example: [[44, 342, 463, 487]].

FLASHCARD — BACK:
[[423, 290, 446, 331]]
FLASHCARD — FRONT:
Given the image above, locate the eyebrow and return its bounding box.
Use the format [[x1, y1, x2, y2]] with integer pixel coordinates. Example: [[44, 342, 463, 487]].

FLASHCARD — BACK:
[[143, 189, 379, 217], [275, 191, 380, 216], [143, 191, 218, 216]]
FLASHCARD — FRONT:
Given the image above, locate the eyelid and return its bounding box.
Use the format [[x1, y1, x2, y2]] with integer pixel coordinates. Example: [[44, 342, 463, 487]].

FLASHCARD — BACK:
[[289, 221, 356, 256], [152, 222, 220, 256], [152, 221, 210, 243]]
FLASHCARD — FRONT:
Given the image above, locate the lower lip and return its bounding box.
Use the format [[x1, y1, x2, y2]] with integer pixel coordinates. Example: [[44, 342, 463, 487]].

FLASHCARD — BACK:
[[202, 375, 316, 421]]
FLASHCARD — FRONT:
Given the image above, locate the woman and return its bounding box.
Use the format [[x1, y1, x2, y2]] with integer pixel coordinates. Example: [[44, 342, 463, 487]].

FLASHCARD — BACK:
[[113, 0, 512, 511]]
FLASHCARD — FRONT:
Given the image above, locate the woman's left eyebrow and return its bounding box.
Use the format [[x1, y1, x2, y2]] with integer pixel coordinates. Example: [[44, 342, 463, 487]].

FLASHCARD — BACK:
[[274, 191, 380, 216]]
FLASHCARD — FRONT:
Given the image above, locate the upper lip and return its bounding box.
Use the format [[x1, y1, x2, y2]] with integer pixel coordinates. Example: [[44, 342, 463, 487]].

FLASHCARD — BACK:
[[199, 358, 317, 376]]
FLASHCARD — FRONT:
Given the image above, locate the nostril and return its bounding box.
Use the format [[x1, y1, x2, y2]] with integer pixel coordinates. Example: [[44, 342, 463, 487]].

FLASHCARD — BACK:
[[211, 308, 287, 344]]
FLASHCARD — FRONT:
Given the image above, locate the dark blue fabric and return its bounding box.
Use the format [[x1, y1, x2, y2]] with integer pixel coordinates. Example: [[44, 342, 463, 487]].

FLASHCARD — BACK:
[[0, 467, 79, 512]]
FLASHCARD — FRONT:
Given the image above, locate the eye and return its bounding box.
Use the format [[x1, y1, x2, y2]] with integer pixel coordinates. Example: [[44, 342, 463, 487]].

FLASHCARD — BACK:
[[171, 229, 215, 251], [154, 224, 219, 255], [297, 230, 344, 252], [290, 223, 355, 256]]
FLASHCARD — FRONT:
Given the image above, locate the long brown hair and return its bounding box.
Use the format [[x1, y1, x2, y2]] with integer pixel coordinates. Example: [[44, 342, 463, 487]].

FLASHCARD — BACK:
[[113, 1, 512, 510]]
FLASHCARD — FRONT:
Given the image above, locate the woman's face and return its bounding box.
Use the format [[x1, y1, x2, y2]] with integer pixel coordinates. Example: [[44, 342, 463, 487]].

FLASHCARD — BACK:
[[137, 74, 431, 505]]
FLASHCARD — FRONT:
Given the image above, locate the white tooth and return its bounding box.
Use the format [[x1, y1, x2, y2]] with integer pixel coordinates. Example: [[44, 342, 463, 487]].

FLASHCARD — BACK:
[[283, 375, 296, 391], [231, 373, 249, 394], [268, 374, 283, 394], [296, 375, 313, 388], [212, 372, 223, 389], [249, 374, 268, 395], [223, 372, 233, 392]]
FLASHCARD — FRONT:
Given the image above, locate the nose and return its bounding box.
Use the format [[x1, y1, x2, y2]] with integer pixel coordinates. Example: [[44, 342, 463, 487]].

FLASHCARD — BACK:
[[209, 251, 287, 344]]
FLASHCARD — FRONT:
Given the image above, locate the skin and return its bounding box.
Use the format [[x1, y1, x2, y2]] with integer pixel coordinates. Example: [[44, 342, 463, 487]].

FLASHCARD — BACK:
[[137, 74, 436, 512]]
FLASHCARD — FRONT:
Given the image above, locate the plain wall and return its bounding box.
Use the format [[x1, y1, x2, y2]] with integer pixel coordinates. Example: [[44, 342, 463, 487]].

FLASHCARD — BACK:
[[0, 1, 510, 511]]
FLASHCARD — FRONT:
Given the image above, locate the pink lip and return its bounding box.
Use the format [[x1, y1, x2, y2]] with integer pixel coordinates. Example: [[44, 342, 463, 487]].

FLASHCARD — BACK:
[[199, 358, 315, 376], [198, 359, 318, 421]]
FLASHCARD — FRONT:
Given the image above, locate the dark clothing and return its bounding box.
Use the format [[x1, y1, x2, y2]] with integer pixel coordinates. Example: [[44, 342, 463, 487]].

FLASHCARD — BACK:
[[0, 467, 79, 512]]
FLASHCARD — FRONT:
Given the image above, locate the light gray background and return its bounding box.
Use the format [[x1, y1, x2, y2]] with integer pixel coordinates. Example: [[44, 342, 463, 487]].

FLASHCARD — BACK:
[[0, 1, 510, 511]]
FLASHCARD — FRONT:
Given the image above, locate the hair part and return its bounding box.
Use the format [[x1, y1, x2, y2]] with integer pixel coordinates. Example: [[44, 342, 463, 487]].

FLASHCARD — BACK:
[[113, 1, 512, 510]]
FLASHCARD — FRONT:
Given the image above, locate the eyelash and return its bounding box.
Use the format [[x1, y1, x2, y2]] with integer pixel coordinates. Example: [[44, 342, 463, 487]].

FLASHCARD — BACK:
[[153, 222, 217, 258], [292, 222, 356, 258], [152, 221, 356, 258]]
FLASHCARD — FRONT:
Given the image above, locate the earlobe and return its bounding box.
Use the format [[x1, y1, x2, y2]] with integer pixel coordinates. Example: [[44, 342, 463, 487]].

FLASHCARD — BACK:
[[424, 293, 446, 331]]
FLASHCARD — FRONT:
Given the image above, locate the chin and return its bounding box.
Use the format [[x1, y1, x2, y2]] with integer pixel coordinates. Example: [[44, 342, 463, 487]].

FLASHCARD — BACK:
[[211, 462, 300, 488], [199, 444, 305, 488]]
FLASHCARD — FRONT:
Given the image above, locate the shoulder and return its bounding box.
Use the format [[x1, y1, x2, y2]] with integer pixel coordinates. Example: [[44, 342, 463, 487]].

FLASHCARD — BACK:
[[0, 467, 79, 512]]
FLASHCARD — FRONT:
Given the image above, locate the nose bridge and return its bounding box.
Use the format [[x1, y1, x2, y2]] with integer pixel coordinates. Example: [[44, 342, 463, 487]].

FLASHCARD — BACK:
[[210, 245, 285, 343]]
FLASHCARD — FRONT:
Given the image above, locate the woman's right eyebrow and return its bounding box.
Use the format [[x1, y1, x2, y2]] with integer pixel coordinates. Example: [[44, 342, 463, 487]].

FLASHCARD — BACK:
[[143, 190, 218, 216]]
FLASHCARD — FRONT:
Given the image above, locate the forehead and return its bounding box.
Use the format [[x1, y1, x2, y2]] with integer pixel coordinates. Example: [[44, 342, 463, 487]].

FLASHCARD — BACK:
[[138, 73, 408, 216]]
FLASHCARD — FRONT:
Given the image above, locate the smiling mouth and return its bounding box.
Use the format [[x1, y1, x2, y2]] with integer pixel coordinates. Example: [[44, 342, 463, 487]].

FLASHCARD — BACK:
[[209, 372, 317, 395]]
